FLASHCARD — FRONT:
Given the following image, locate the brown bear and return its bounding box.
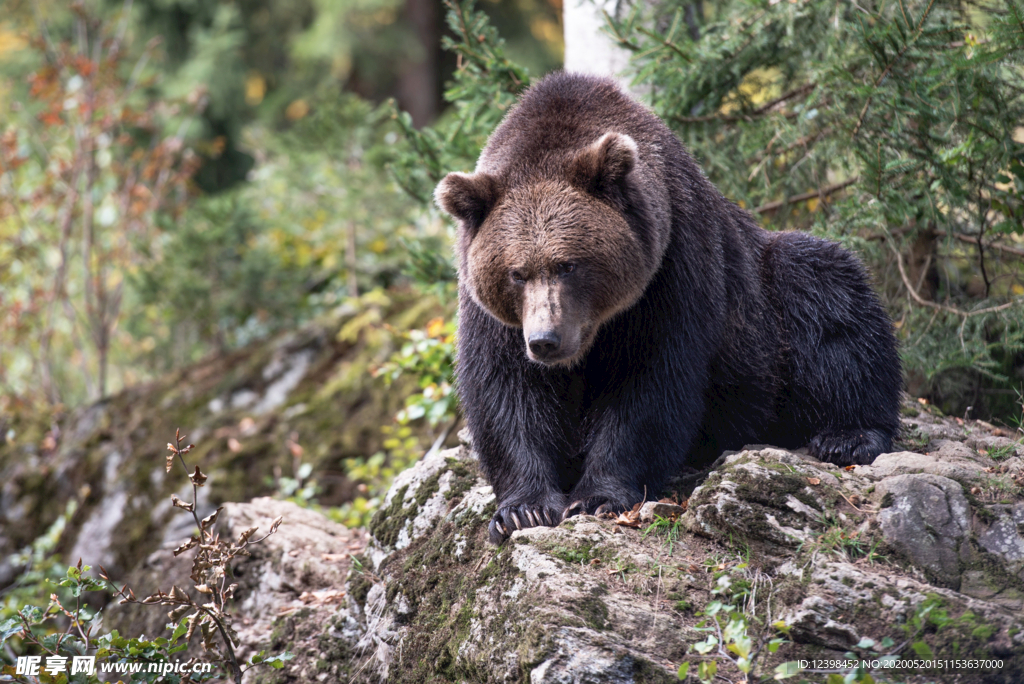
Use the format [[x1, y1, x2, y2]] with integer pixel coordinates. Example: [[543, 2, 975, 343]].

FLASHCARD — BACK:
[[435, 72, 902, 544]]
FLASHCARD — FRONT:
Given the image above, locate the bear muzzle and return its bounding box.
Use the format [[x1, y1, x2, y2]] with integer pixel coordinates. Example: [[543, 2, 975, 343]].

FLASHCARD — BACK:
[[527, 330, 562, 360], [523, 321, 586, 366], [521, 280, 586, 365]]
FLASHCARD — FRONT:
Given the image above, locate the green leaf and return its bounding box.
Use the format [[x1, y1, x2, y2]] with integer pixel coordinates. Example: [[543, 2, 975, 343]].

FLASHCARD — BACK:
[[263, 651, 295, 669], [0, 618, 23, 649], [911, 640, 935, 660], [692, 636, 718, 655], [677, 661, 690, 680], [774, 661, 803, 679], [20, 605, 44, 623], [697, 660, 717, 684]]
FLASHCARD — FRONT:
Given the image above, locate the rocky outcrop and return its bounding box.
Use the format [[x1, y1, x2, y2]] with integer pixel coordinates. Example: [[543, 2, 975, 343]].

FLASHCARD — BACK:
[[192, 406, 1024, 684]]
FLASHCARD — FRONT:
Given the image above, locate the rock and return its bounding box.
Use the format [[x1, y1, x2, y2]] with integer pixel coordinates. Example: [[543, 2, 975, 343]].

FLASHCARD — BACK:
[[782, 595, 860, 650], [105, 498, 366, 662], [855, 444, 993, 484], [875, 474, 971, 588], [251, 436, 1021, 683], [682, 447, 840, 549], [354, 445, 697, 683], [637, 501, 685, 523], [977, 504, 1024, 575]]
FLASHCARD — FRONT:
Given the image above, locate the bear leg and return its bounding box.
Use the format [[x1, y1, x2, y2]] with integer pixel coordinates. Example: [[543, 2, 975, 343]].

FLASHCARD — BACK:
[[764, 231, 902, 467], [562, 449, 658, 520], [808, 428, 891, 466]]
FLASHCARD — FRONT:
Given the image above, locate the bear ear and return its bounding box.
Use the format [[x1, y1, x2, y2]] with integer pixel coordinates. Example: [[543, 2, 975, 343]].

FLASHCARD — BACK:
[[569, 132, 638, 197], [435, 172, 500, 236]]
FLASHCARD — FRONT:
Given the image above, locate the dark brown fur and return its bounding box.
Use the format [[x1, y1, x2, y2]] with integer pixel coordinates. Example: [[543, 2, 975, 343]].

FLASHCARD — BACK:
[[435, 73, 903, 544]]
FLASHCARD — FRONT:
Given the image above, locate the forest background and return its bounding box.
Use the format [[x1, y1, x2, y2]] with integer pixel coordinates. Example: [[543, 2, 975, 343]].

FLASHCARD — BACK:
[[1, 0, 1024, 538]]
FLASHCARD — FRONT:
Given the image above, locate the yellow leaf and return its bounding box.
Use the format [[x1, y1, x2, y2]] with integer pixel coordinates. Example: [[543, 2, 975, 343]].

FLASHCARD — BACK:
[[245, 72, 266, 106], [426, 317, 446, 338], [286, 99, 309, 121]]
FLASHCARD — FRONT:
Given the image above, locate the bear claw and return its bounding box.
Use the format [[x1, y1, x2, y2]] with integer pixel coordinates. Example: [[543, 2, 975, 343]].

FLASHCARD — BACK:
[[489, 500, 566, 544], [594, 502, 623, 516], [562, 500, 585, 520], [563, 497, 632, 520]]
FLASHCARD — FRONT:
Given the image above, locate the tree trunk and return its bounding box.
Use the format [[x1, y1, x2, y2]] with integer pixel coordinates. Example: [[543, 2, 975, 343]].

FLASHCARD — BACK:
[[563, 0, 661, 94], [396, 0, 440, 127], [563, 0, 633, 88]]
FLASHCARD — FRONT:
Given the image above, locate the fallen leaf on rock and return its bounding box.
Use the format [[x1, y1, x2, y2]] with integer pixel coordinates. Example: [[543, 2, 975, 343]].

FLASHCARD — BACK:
[[807, 477, 821, 485], [299, 590, 346, 606], [614, 507, 643, 528], [320, 553, 348, 562]]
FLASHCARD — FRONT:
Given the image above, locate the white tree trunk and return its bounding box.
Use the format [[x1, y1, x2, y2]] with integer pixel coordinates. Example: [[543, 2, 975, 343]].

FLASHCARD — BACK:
[[563, 0, 651, 95]]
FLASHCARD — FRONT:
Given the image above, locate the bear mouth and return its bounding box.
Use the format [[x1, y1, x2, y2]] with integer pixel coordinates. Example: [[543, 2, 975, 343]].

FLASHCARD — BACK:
[[526, 347, 579, 367]]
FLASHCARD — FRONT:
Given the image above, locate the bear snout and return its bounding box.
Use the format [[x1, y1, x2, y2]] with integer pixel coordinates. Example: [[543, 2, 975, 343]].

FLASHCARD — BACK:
[[528, 330, 562, 359]]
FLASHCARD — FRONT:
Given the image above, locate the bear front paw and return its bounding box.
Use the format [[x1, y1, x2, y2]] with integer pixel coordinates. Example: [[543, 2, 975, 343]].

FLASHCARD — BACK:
[[808, 428, 889, 466], [489, 501, 565, 544]]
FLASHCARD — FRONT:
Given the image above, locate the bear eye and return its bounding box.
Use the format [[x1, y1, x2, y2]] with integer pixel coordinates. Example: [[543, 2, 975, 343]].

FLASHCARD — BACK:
[[556, 262, 575, 277], [511, 270, 525, 285]]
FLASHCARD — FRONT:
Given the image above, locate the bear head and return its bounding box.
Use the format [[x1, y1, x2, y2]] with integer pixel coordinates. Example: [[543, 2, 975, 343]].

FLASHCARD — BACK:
[[436, 132, 659, 367]]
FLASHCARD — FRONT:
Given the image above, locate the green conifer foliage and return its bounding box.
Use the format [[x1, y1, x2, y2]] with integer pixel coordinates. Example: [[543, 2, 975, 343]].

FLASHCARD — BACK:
[[609, 0, 1024, 418]]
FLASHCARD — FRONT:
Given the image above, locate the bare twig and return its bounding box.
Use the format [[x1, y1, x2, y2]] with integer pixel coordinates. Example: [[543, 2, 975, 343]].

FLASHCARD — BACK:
[[755, 177, 859, 214], [937, 229, 1024, 258], [891, 241, 1018, 317]]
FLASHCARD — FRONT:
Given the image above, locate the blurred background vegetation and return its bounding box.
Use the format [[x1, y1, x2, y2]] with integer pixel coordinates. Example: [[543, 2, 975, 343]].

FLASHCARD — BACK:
[[0, 0, 1022, 538], [0, 0, 562, 408]]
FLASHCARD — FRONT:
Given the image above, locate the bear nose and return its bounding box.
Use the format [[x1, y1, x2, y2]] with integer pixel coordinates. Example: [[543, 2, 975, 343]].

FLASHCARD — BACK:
[[528, 330, 561, 358]]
